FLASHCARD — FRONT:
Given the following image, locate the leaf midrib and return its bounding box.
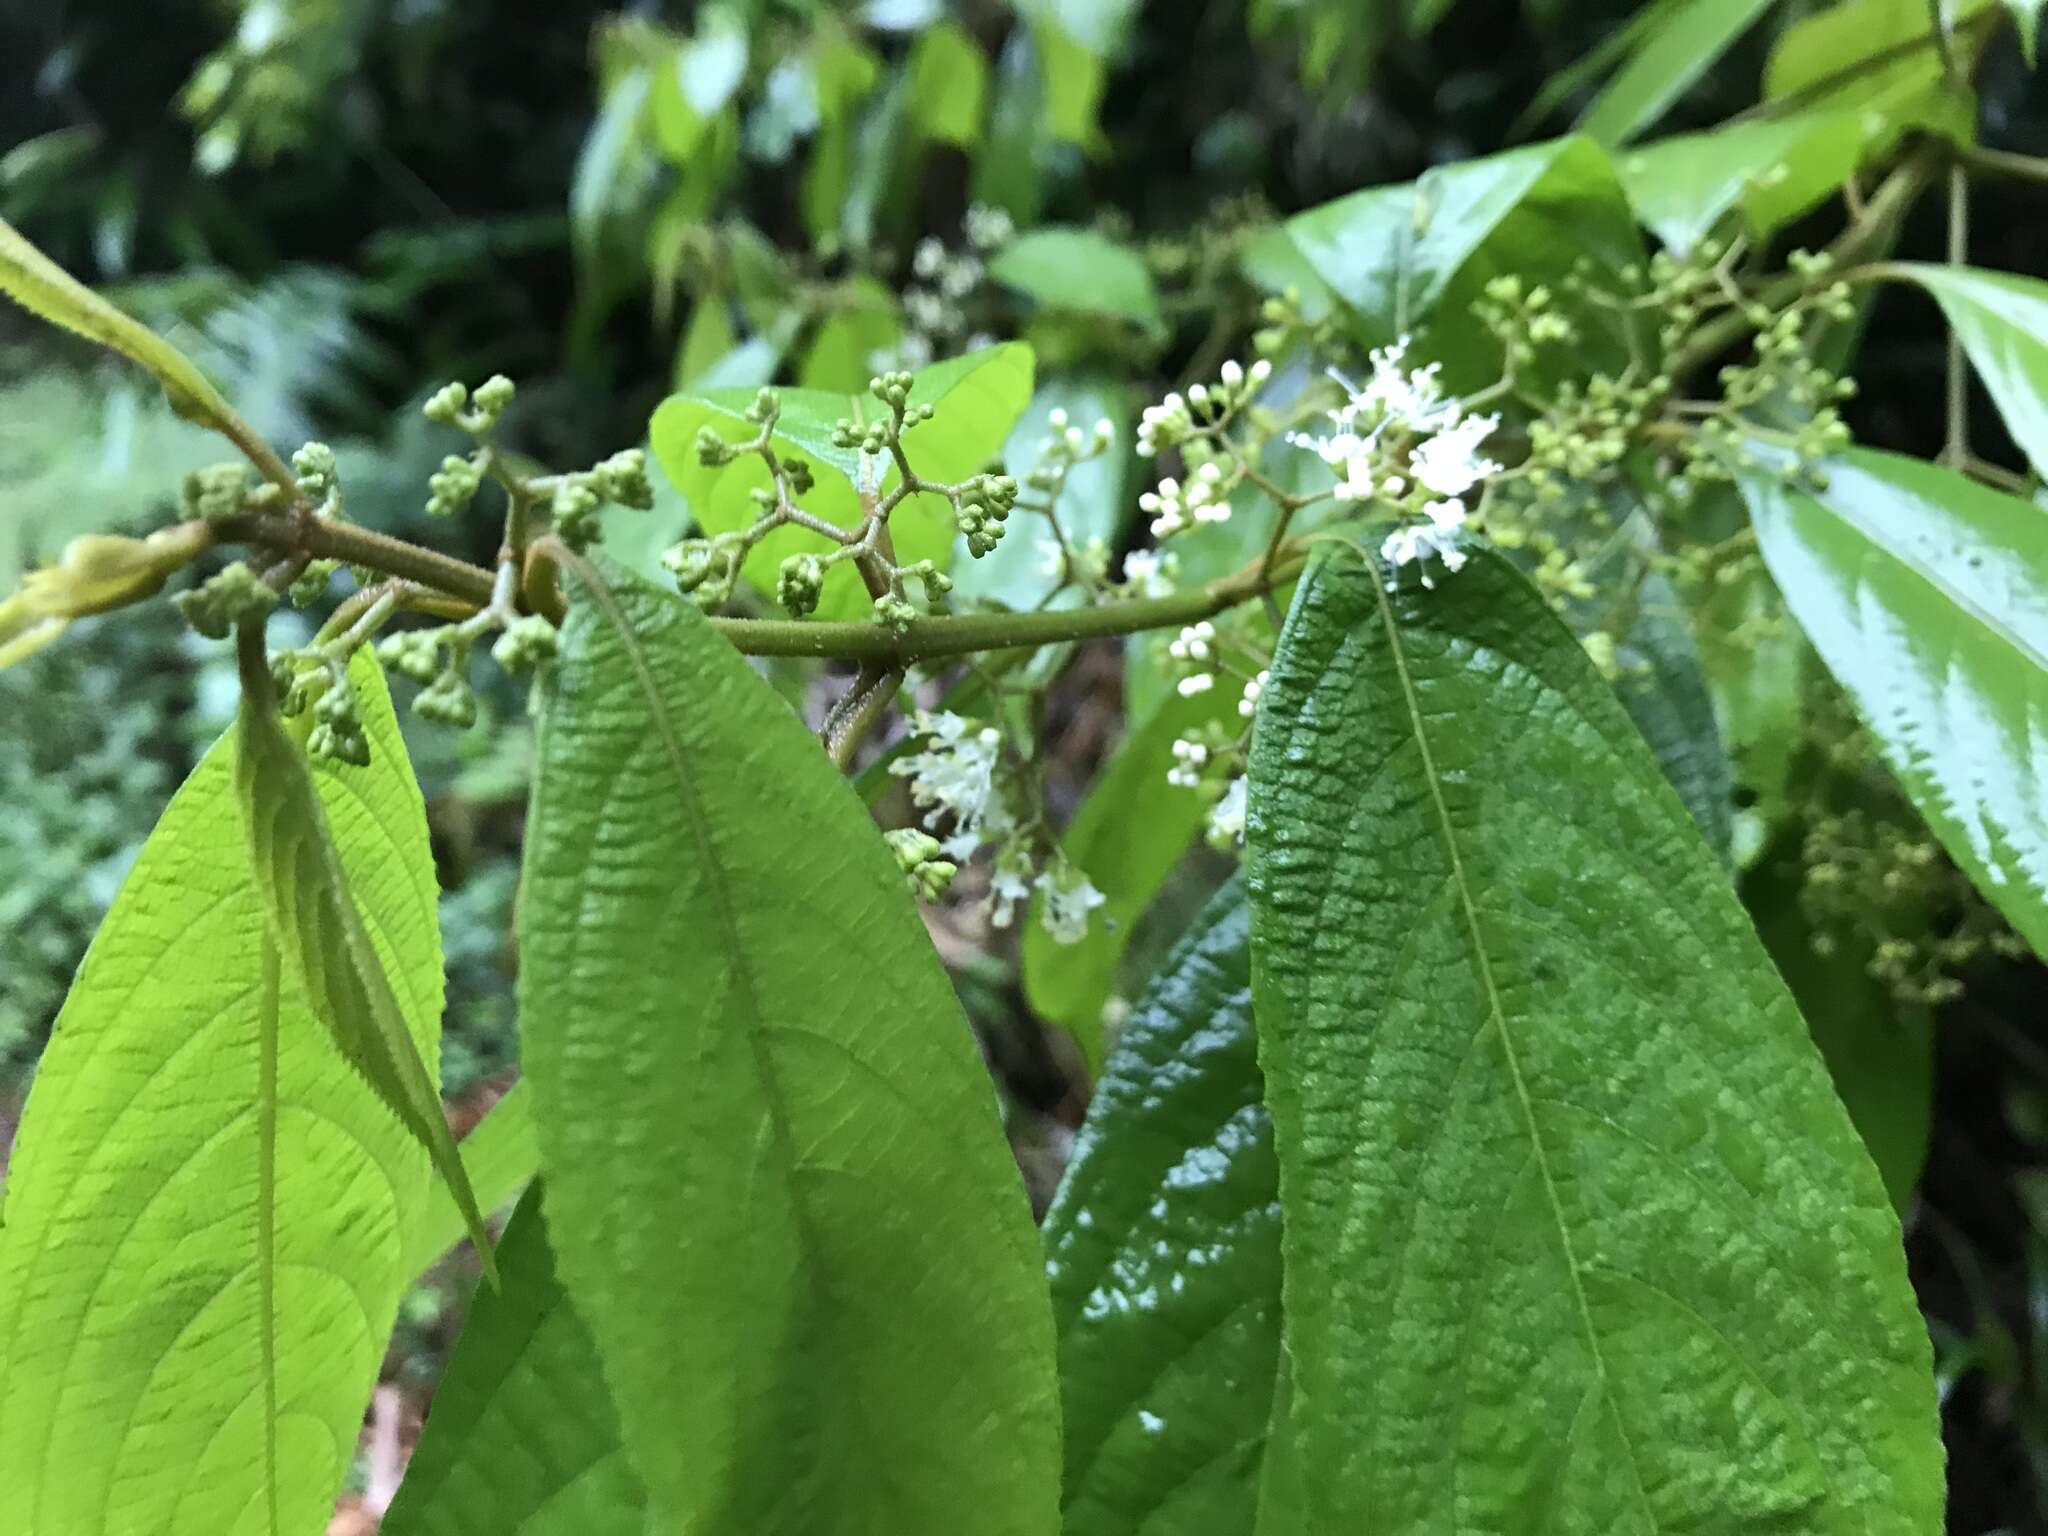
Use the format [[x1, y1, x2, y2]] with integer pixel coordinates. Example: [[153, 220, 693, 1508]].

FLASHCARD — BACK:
[[1362, 562, 1657, 1523]]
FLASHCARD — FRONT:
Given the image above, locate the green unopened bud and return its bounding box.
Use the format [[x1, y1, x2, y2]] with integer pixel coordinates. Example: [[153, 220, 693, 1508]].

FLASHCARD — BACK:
[[885, 827, 957, 902], [173, 562, 279, 639], [427, 453, 484, 518], [695, 425, 738, 467], [471, 374, 516, 420], [415, 671, 478, 728], [491, 614, 558, 673], [873, 593, 918, 632], [308, 721, 371, 767], [777, 553, 825, 617], [424, 382, 469, 424], [292, 441, 339, 501], [375, 627, 444, 684], [182, 463, 253, 523], [551, 480, 603, 550], [288, 559, 340, 608], [663, 539, 717, 593], [592, 448, 655, 510], [745, 386, 780, 425]]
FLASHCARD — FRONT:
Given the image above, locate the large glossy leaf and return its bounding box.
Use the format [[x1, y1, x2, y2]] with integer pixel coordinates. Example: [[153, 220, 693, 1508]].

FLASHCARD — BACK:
[[0, 654, 445, 1535], [1045, 877, 1281, 1536], [383, 1188, 644, 1536], [235, 634, 493, 1270], [989, 227, 1164, 334], [1246, 546, 1942, 1532], [1021, 682, 1239, 1069], [1243, 136, 1645, 386], [518, 555, 1060, 1535], [1579, 0, 1777, 147], [1892, 263, 2048, 479], [1738, 448, 2048, 961], [648, 342, 1033, 621]]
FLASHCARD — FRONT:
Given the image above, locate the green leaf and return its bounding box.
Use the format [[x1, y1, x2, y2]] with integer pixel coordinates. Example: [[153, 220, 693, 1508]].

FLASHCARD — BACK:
[[0, 214, 236, 430], [951, 373, 1131, 609], [1618, 110, 1875, 255], [1737, 447, 2048, 962], [1579, 0, 1777, 147], [1044, 877, 1281, 1535], [990, 227, 1164, 334], [648, 342, 1034, 621], [1891, 262, 2048, 479], [796, 280, 901, 394], [909, 19, 989, 146], [1743, 836, 1934, 1211], [403, 1079, 542, 1278], [235, 635, 495, 1274], [1033, 19, 1106, 148], [0, 654, 447, 1533], [2010, 0, 2045, 65], [1764, 0, 1990, 137], [518, 554, 1060, 1535], [1247, 546, 1943, 1532], [1022, 683, 1239, 1069], [384, 1188, 645, 1536], [1251, 136, 1645, 385]]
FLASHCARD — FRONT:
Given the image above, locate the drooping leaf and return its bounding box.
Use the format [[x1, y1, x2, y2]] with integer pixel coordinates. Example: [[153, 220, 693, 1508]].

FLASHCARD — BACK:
[[1738, 447, 2048, 962], [234, 633, 495, 1273], [1579, 0, 1778, 147], [1891, 263, 2048, 479], [1022, 682, 1239, 1069], [0, 215, 237, 429], [383, 1188, 645, 1536], [403, 1079, 542, 1279], [1246, 136, 1645, 386], [2010, 0, 2045, 65], [518, 554, 1060, 1535], [1247, 546, 1943, 1532], [0, 654, 447, 1534], [989, 227, 1164, 335], [648, 342, 1033, 620], [1045, 877, 1281, 1536]]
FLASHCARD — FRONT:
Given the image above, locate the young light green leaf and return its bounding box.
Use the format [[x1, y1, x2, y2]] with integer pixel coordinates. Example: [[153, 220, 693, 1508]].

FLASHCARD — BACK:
[[1890, 263, 2048, 478], [403, 1078, 541, 1279], [234, 633, 496, 1275], [1738, 447, 2048, 963], [909, 19, 990, 146], [648, 341, 1034, 621], [0, 215, 236, 429], [1579, 0, 1777, 147], [989, 227, 1164, 335], [1045, 877, 1281, 1536], [0, 654, 446, 1535], [1248, 546, 1942, 1532], [1022, 682, 1239, 1069], [384, 1188, 645, 1536], [518, 554, 1060, 1536], [1765, 0, 1991, 137], [1618, 109, 1874, 255]]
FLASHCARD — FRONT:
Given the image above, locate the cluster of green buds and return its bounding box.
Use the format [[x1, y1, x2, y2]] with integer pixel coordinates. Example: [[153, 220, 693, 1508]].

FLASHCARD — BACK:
[[1475, 274, 1579, 369], [885, 828, 958, 902], [832, 371, 935, 454], [268, 652, 372, 766], [173, 562, 279, 639], [1629, 238, 1737, 356], [547, 449, 656, 550], [424, 374, 516, 434], [955, 472, 1020, 557], [377, 626, 478, 727], [181, 462, 258, 524], [663, 532, 750, 610], [1137, 356, 1273, 458]]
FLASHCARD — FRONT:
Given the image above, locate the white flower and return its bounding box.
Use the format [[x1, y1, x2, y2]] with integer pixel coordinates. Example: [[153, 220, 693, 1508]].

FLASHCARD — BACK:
[[889, 712, 1007, 854], [1220, 359, 1243, 387], [1121, 548, 1178, 597], [1036, 866, 1107, 944], [1167, 737, 1208, 788], [1177, 672, 1215, 697], [1208, 776, 1248, 846], [1337, 338, 1457, 435], [1238, 669, 1268, 719], [1380, 521, 1470, 587], [987, 842, 1033, 928], [1409, 411, 1501, 499], [912, 238, 947, 279], [1142, 477, 1189, 537], [1168, 621, 1214, 663], [1047, 407, 1070, 430]]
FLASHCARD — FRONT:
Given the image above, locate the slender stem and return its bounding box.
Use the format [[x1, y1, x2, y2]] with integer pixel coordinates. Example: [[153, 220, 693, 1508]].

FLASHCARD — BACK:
[[823, 664, 905, 767], [1954, 143, 2048, 186], [1944, 164, 1970, 468], [229, 513, 500, 609]]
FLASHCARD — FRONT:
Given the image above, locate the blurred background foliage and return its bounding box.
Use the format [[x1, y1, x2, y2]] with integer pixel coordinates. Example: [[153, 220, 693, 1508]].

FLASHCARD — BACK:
[[3, 1, 2047, 1528]]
